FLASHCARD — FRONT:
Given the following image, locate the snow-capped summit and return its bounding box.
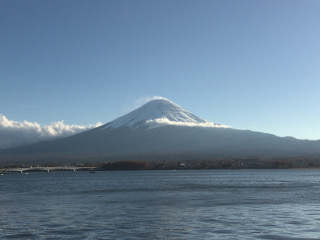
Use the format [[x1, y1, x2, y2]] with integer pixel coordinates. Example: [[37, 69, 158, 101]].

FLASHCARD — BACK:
[[102, 98, 228, 130]]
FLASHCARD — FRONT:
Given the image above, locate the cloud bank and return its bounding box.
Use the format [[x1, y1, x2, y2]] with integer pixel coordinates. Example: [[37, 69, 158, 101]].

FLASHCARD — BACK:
[[135, 96, 168, 105], [0, 114, 102, 149], [146, 117, 230, 129], [127, 96, 168, 111]]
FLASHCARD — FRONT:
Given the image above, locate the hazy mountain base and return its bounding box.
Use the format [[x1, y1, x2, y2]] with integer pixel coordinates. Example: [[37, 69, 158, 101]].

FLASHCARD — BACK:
[[2, 150, 320, 167], [2, 125, 320, 169], [2, 158, 320, 170], [100, 158, 320, 170], [1, 126, 320, 157]]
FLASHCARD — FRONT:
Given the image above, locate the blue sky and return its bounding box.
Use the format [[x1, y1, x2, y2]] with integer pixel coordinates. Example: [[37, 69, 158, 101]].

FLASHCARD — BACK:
[[1, 0, 320, 140]]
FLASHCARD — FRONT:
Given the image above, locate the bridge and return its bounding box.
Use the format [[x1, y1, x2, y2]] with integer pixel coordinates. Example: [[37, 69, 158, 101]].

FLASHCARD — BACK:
[[0, 166, 97, 173]]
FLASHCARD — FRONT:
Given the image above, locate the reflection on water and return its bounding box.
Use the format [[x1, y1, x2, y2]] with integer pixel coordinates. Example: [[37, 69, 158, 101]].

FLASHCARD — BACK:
[[1, 170, 320, 239]]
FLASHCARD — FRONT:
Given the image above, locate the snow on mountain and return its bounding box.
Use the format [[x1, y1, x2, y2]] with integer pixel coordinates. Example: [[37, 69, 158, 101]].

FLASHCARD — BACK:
[[102, 98, 229, 130]]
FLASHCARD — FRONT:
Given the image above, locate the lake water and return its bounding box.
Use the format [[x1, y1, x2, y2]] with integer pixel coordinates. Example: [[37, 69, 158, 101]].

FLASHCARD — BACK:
[[1, 169, 320, 240]]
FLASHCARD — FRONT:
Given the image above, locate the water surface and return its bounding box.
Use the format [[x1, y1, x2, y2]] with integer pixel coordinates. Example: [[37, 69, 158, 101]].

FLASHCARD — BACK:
[[1, 169, 320, 239]]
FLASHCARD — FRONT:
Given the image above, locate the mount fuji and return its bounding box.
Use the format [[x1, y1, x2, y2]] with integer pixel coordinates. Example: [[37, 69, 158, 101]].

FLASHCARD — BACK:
[[1, 98, 320, 165]]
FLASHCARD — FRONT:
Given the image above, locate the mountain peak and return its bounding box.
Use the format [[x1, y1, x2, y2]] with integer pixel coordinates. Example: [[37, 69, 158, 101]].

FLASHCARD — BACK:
[[101, 98, 229, 130]]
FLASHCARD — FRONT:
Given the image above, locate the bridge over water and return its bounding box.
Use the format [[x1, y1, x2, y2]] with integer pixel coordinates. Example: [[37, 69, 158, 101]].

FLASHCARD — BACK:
[[0, 166, 97, 173]]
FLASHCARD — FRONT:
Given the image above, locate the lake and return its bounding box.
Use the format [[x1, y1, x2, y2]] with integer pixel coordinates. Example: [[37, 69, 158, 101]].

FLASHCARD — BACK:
[[1, 169, 320, 239]]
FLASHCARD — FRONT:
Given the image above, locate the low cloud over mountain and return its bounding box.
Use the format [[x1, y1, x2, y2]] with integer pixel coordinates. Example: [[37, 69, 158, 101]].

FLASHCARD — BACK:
[[0, 114, 102, 149]]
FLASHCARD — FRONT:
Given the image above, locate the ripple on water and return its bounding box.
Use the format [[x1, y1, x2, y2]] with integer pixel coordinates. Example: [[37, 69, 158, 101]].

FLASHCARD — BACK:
[[1, 170, 320, 240], [4, 233, 38, 240], [258, 234, 320, 240]]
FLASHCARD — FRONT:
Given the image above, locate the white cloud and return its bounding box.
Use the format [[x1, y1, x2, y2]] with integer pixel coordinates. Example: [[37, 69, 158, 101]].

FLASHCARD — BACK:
[[119, 96, 166, 118], [0, 114, 102, 149], [146, 117, 230, 128], [123, 96, 167, 113], [134, 96, 167, 106]]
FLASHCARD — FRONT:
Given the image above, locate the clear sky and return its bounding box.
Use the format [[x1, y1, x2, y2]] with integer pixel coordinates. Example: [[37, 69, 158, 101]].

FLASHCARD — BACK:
[[1, 0, 320, 140]]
